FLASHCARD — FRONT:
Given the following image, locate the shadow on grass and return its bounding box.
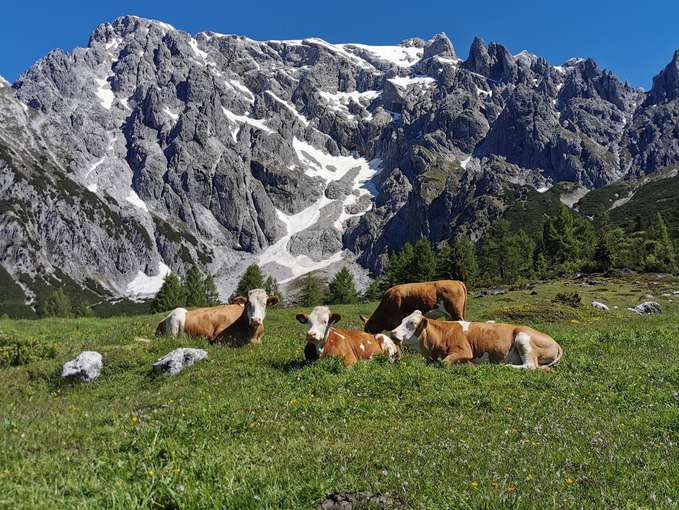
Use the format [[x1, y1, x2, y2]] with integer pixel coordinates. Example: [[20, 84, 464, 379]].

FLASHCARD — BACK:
[[268, 358, 312, 373]]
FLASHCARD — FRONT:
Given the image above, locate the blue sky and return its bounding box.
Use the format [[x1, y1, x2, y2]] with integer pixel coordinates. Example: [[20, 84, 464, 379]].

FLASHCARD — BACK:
[[1, 0, 677, 88]]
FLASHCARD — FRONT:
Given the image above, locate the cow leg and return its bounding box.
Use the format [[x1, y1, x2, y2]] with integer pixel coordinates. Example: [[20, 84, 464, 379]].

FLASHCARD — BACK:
[[508, 332, 539, 369], [442, 346, 474, 367]]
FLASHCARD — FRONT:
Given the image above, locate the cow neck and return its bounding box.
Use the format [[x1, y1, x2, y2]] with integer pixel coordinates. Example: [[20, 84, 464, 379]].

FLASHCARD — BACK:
[[234, 305, 256, 334]]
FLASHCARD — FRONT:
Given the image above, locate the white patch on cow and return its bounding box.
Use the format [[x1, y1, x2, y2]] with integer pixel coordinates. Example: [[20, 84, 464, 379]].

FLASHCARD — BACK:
[[333, 331, 346, 340], [391, 310, 424, 349], [510, 332, 535, 369], [162, 308, 187, 337], [359, 343, 365, 351], [377, 334, 399, 361], [457, 320, 470, 332]]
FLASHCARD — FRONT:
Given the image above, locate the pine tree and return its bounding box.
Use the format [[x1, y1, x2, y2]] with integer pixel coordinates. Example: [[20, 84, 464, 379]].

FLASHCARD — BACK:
[[264, 275, 279, 298], [593, 216, 612, 272], [443, 237, 478, 285], [407, 238, 436, 282], [542, 205, 577, 265], [650, 213, 677, 273], [39, 288, 72, 317], [382, 243, 414, 288], [363, 278, 384, 302], [184, 265, 206, 307], [299, 273, 325, 307], [151, 273, 186, 312], [203, 274, 220, 306], [235, 264, 265, 297], [326, 267, 358, 304]]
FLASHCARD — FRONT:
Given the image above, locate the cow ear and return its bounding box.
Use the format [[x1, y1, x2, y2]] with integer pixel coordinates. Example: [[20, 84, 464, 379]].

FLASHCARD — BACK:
[[267, 295, 279, 307], [359, 314, 369, 324], [329, 313, 341, 325], [296, 314, 308, 324], [232, 296, 247, 305]]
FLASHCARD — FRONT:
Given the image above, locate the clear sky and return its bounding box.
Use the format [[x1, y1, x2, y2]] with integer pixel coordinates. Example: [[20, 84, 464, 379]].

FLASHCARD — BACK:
[[1, 0, 677, 88]]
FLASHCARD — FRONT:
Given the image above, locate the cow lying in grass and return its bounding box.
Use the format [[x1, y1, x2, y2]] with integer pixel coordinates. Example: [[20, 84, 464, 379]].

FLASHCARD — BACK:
[[296, 306, 400, 367], [156, 304, 243, 341], [156, 289, 278, 345], [212, 289, 278, 346], [361, 280, 467, 334], [390, 311, 563, 370]]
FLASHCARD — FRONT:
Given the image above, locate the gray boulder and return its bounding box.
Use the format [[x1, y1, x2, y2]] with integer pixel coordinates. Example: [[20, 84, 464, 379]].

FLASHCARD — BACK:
[[62, 351, 103, 383], [153, 348, 207, 375], [423, 33, 456, 60], [627, 302, 662, 315]]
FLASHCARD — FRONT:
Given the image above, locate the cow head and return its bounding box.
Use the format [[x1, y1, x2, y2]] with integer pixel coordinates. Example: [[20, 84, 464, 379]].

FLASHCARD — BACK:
[[390, 310, 427, 348], [232, 289, 279, 328], [296, 306, 341, 346]]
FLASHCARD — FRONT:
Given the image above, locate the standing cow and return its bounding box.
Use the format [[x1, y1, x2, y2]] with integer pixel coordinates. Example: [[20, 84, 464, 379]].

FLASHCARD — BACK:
[[361, 280, 467, 334], [296, 306, 400, 367], [390, 310, 563, 370]]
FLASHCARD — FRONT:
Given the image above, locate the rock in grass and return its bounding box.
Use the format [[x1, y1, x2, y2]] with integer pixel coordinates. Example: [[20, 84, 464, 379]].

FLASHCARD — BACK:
[[627, 302, 662, 315], [592, 301, 609, 311], [153, 348, 207, 375], [62, 351, 102, 383], [319, 491, 399, 509]]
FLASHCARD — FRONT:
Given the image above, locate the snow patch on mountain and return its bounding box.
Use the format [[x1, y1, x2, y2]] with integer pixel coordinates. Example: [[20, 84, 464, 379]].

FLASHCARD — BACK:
[[387, 76, 436, 88], [341, 43, 422, 67], [95, 77, 115, 109], [0, 75, 10, 88], [125, 261, 171, 298]]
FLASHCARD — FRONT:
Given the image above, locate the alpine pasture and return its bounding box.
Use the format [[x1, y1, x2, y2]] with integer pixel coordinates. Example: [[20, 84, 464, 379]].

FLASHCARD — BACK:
[[1, 276, 678, 509]]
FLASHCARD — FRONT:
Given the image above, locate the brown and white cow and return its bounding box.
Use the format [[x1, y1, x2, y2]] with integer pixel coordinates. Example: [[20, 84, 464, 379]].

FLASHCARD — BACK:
[[296, 306, 400, 367], [212, 289, 279, 346], [390, 310, 563, 370], [156, 304, 244, 341], [361, 280, 467, 334]]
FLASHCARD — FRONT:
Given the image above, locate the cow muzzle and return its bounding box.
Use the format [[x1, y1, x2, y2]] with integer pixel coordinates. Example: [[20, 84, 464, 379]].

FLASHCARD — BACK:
[[250, 317, 263, 327]]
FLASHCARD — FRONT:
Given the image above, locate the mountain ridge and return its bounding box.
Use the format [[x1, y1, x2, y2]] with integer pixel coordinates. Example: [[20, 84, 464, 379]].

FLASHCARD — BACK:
[[1, 15, 678, 314]]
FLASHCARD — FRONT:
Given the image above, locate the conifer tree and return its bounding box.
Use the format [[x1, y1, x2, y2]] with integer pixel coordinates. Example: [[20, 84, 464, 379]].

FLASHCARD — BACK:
[[299, 273, 325, 307], [443, 237, 479, 285], [235, 264, 265, 297], [151, 273, 186, 312], [184, 265, 206, 307], [382, 243, 414, 288], [203, 274, 220, 306], [39, 288, 72, 317], [326, 267, 358, 304], [593, 216, 612, 272], [407, 238, 436, 282], [650, 213, 677, 273], [264, 275, 280, 298]]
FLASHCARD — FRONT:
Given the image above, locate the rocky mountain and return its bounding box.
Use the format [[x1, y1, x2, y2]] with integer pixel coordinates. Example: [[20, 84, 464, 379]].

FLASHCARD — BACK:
[[1, 16, 678, 313]]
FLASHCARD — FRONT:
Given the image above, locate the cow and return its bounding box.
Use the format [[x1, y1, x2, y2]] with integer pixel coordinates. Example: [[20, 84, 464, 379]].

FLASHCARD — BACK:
[[390, 310, 563, 370], [296, 306, 400, 367], [212, 289, 279, 346], [361, 280, 467, 334], [156, 304, 244, 341]]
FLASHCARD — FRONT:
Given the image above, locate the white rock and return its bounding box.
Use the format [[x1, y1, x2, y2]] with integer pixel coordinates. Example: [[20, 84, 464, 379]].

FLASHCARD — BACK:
[[627, 302, 662, 315], [62, 351, 103, 383], [591, 301, 609, 311], [153, 348, 207, 375]]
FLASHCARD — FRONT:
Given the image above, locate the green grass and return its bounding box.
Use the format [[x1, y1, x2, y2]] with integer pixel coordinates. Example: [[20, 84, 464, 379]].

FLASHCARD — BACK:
[[1, 276, 679, 508]]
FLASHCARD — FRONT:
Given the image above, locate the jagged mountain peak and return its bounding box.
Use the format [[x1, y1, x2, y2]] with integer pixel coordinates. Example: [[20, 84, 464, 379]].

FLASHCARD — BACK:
[[1, 16, 678, 313], [645, 48, 679, 105], [0, 75, 9, 87]]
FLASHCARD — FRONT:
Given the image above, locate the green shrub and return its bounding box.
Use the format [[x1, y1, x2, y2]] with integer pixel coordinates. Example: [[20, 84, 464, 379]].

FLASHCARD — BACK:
[[551, 291, 582, 308], [0, 333, 57, 367]]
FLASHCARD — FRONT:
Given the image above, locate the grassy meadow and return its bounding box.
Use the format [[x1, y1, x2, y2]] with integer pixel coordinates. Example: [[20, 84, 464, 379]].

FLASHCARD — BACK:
[[1, 275, 679, 509]]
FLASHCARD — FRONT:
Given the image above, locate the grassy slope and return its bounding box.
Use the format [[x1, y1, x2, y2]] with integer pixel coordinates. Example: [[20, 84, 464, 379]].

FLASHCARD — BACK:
[[1, 276, 679, 509]]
